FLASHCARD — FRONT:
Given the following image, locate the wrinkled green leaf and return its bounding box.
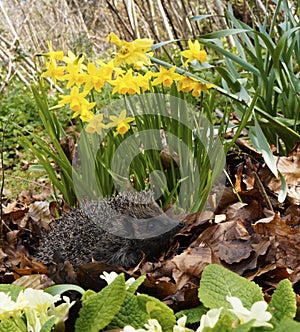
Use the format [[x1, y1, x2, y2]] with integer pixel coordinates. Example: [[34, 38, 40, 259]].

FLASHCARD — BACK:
[[273, 318, 300, 332], [137, 294, 176, 332], [75, 273, 126, 332], [107, 292, 149, 329], [126, 275, 146, 294], [0, 318, 25, 332], [175, 304, 208, 324], [198, 264, 263, 310], [269, 279, 297, 326]]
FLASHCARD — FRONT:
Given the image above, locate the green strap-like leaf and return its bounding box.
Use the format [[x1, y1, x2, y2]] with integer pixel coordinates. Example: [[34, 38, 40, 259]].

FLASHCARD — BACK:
[[198, 264, 263, 310], [75, 273, 126, 332], [40, 316, 56, 332], [44, 284, 85, 296]]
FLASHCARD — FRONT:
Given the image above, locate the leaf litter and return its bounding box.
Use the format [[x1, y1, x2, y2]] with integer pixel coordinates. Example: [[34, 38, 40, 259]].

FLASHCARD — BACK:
[[0, 141, 300, 312]]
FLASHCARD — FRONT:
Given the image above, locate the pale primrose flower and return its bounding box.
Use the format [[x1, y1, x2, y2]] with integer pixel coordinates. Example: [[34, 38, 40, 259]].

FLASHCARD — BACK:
[[123, 319, 162, 332], [144, 319, 163, 332], [100, 271, 136, 289], [173, 315, 193, 332], [226, 296, 273, 328], [17, 288, 62, 332], [196, 308, 223, 332], [0, 292, 27, 320]]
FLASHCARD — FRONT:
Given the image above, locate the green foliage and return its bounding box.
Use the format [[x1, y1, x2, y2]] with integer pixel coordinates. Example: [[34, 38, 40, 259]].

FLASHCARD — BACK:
[[198, 264, 264, 310], [0, 284, 24, 301], [198, 0, 300, 154], [273, 318, 300, 332], [175, 304, 208, 324], [268, 279, 297, 326], [137, 294, 176, 332], [75, 273, 127, 332], [107, 292, 149, 329], [0, 318, 26, 332]]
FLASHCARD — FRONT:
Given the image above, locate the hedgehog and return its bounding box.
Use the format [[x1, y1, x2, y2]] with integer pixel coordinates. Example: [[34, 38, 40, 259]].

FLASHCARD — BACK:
[[34, 191, 184, 270]]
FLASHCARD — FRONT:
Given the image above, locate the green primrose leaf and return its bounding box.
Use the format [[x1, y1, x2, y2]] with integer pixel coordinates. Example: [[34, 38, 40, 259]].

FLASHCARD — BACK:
[[126, 275, 147, 294], [273, 318, 300, 332], [137, 294, 176, 332], [198, 264, 263, 310], [0, 318, 26, 332], [175, 304, 208, 324], [107, 292, 149, 329], [75, 273, 126, 332], [40, 316, 57, 332], [269, 279, 297, 326], [0, 284, 24, 301]]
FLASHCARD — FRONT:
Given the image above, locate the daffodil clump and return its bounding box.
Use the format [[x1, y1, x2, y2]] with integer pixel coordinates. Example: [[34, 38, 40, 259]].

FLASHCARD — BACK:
[[40, 34, 212, 137]]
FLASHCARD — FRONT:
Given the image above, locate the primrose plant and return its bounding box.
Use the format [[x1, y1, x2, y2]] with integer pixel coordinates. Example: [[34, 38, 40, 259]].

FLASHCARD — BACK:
[[0, 264, 298, 331]]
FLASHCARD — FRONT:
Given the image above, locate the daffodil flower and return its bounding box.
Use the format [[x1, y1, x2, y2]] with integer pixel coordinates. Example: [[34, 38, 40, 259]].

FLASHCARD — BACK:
[[152, 66, 182, 87], [86, 113, 106, 135], [83, 62, 106, 92], [226, 296, 273, 328], [106, 32, 153, 67], [106, 109, 135, 136], [177, 76, 198, 93], [109, 69, 140, 95], [41, 60, 66, 84], [191, 82, 214, 98], [181, 40, 207, 66], [196, 308, 223, 332], [44, 41, 64, 61]]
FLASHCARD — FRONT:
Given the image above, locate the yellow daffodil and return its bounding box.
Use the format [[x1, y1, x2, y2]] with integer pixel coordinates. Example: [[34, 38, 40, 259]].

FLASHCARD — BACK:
[[74, 106, 95, 122], [63, 50, 85, 67], [106, 32, 153, 67], [59, 86, 88, 110], [177, 76, 197, 92], [85, 113, 106, 135], [61, 62, 86, 88], [181, 40, 207, 66], [109, 69, 140, 95], [41, 60, 65, 84], [152, 66, 182, 87], [98, 59, 121, 80], [83, 62, 106, 92], [59, 86, 96, 121], [45, 41, 64, 62], [191, 82, 214, 97], [136, 71, 153, 92], [106, 109, 135, 136]]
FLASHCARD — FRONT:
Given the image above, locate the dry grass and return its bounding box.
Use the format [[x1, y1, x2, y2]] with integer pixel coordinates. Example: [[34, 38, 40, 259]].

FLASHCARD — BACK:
[[0, 0, 291, 87]]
